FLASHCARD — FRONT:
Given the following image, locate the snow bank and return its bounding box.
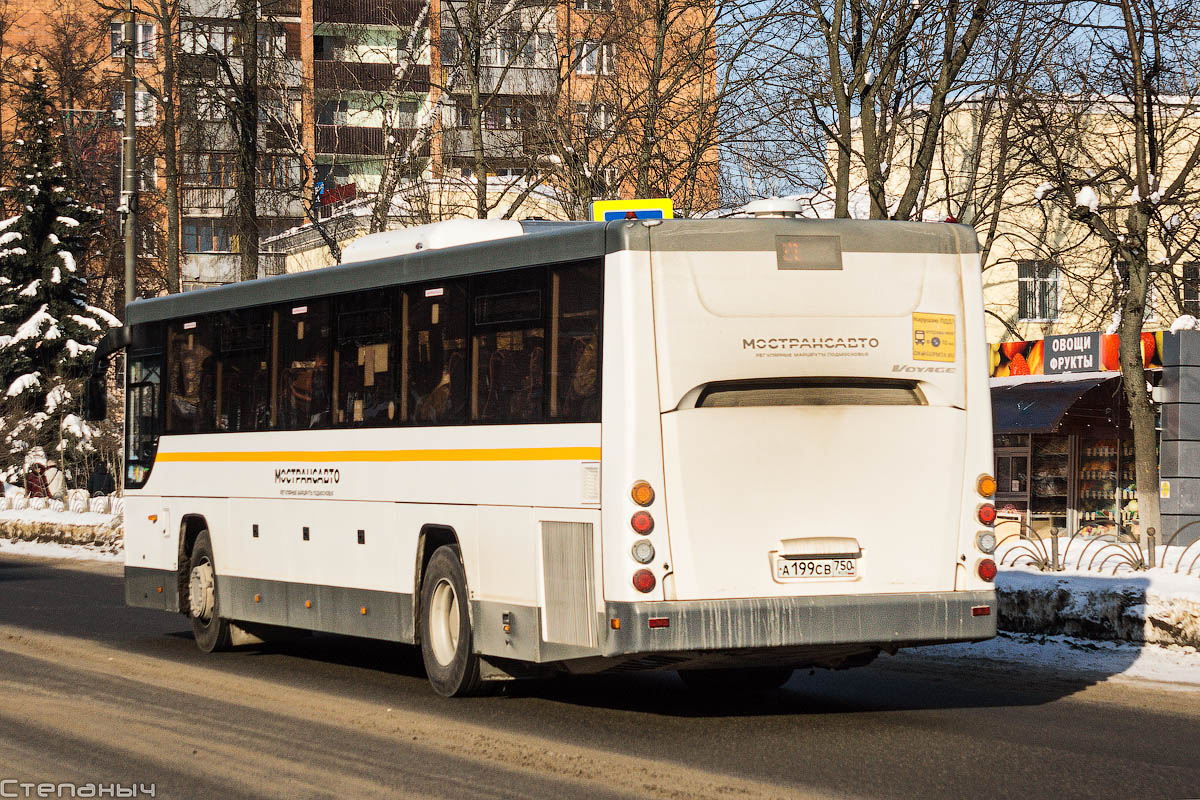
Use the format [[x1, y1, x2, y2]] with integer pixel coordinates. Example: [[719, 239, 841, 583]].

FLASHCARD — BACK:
[[997, 566, 1200, 648], [0, 506, 122, 549]]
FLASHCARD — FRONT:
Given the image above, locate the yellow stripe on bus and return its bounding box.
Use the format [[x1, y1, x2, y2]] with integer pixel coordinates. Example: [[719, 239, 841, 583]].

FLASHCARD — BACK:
[[155, 447, 602, 463]]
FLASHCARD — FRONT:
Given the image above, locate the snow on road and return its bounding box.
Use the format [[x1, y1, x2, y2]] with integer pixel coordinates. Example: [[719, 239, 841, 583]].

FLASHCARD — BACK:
[[900, 632, 1200, 690]]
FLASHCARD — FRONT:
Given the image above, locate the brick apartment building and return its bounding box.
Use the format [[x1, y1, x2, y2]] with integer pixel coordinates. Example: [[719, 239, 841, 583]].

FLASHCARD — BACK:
[[1, 0, 717, 291]]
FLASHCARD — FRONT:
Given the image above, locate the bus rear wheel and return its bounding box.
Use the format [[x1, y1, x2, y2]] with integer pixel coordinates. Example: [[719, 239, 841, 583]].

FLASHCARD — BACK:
[[188, 531, 232, 653], [678, 666, 794, 694], [419, 546, 484, 697]]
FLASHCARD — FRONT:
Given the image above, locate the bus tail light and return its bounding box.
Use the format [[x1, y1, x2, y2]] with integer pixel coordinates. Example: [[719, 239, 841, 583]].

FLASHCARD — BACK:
[[976, 530, 996, 554], [977, 558, 997, 582], [631, 539, 655, 564], [631, 511, 654, 535], [631, 481, 655, 506], [632, 569, 656, 593], [977, 474, 997, 498], [977, 503, 996, 526]]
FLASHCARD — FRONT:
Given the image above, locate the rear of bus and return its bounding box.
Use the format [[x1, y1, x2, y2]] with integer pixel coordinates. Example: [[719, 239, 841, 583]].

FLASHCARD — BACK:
[[598, 218, 996, 669]]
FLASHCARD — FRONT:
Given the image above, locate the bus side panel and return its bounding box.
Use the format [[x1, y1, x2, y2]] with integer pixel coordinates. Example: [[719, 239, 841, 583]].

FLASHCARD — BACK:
[[599, 247, 673, 604], [124, 492, 185, 611]]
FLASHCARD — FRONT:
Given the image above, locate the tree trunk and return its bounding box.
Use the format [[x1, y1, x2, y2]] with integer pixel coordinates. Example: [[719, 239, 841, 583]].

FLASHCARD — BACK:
[[1116, 244, 1161, 558], [236, 0, 259, 282], [160, 0, 180, 292]]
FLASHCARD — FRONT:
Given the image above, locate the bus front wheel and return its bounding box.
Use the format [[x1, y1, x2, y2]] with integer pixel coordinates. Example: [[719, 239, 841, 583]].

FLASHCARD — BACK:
[[188, 531, 232, 653], [419, 545, 484, 697]]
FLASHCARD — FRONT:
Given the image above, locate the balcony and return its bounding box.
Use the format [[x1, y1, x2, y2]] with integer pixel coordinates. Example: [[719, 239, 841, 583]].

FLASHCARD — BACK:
[[316, 125, 430, 156], [314, 61, 429, 92], [314, 0, 424, 26]]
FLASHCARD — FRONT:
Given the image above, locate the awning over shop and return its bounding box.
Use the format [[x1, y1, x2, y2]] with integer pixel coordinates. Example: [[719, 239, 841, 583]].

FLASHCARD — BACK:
[[990, 374, 1118, 433]]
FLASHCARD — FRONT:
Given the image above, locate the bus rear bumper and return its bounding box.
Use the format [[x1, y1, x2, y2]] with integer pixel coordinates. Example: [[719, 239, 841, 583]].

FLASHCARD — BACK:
[[602, 590, 996, 657]]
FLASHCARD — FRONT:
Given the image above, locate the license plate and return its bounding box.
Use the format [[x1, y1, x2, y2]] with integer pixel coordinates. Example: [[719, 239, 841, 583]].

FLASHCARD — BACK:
[[773, 556, 858, 581]]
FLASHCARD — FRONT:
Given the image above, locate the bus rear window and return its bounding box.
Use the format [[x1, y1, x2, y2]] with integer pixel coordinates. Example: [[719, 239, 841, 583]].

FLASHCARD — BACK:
[[696, 379, 925, 408]]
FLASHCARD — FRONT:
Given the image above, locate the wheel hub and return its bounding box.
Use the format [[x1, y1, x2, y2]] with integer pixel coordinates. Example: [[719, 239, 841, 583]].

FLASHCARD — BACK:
[[428, 579, 460, 667], [189, 561, 215, 621]]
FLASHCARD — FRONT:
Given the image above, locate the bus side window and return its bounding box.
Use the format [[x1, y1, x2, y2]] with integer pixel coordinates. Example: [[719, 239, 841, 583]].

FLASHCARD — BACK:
[[334, 289, 399, 427], [406, 282, 469, 425], [166, 318, 217, 434], [273, 300, 332, 430], [549, 260, 602, 423], [471, 268, 546, 424], [215, 307, 272, 432]]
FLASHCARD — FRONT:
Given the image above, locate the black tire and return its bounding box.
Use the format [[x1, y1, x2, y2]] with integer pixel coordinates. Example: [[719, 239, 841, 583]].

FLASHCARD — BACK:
[[419, 545, 483, 697], [678, 666, 794, 694], [188, 531, 232, 653]]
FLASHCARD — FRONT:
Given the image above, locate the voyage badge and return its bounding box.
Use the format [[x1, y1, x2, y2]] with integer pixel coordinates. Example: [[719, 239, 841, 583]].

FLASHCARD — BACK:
[[912, 313, 956, 362]]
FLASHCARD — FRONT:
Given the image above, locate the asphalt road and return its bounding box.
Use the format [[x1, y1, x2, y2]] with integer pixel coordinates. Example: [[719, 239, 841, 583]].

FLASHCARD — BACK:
[[1, 554, 1198, 800]]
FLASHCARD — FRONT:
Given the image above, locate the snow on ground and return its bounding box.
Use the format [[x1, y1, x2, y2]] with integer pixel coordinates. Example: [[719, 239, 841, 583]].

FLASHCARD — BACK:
[[0, 536, 122, 563], [997, 536, 1200, 603], [0, 507, 118, 527], [903, 631, 1200, 689]]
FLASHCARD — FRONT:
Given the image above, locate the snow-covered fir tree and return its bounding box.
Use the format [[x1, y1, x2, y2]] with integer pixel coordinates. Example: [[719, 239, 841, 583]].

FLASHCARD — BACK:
[[0, 65, 120, 483]]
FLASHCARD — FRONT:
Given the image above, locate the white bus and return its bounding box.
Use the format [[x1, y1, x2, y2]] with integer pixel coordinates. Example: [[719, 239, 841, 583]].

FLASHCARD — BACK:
[[89, 217, 998, 696]]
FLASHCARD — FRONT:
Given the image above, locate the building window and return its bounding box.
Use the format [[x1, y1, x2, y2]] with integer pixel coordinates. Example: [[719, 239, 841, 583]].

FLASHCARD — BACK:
[[440, 28, 459, 64], [575, 0, 613, 9], [112, 90, 157, 127], [485, 98, 525, 130], [182, 218, 233, 253], [110, 22, 156, 59], [1184, 263, 1200, 317], [1017, 259, 1059, 321], [182, 152, 236, 187], [574, 103, 613, 134], [601, 166, 619, 194], [258, 154, 301, 189], [181, 20, 239, 56], [316, 99, 349, 126], [257, 24, 287, 57], [574, 41, 612, 75]]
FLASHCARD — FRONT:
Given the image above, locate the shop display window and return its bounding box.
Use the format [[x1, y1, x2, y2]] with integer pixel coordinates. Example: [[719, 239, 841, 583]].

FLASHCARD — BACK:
[[1077, 436, 1119, 535], [1030, 434, 1069, 533]]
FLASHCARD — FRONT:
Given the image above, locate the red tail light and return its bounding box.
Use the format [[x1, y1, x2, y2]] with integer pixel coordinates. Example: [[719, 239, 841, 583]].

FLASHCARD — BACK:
[[977, 558, 997, 582], [631, 511, 654, 535], [632, 569, 656, 593], [977, 503, 997, 526]]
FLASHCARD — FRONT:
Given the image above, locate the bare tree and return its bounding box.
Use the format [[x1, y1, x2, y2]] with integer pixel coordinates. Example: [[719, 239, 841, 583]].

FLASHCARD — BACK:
[[1013, 0, 1200, 549]]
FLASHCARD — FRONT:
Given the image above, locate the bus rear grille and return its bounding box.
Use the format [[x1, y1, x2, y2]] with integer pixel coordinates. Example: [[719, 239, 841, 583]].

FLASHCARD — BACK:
[[540, 521, 596, 648]]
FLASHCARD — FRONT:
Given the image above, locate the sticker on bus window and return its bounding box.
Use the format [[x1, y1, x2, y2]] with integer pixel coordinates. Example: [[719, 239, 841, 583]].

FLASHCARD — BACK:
[[183, 321, 197, 330], [292, 305, 308, 315], [425, 287, 444, 298], [912, 313, 956, 362]]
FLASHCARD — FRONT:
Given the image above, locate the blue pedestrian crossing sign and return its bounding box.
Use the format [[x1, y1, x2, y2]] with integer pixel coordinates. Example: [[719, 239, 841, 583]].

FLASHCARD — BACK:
[[592, 198, 674, 222]]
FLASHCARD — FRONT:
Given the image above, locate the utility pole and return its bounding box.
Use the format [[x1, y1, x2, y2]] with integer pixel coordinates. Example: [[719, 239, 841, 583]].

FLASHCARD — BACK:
[[121, 0, 138, 306]]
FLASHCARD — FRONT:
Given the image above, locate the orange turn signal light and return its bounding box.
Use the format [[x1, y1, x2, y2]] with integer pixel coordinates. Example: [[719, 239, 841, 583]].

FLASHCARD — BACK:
[[631, 481, 655, 507], [977, 474, 997, 498]]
